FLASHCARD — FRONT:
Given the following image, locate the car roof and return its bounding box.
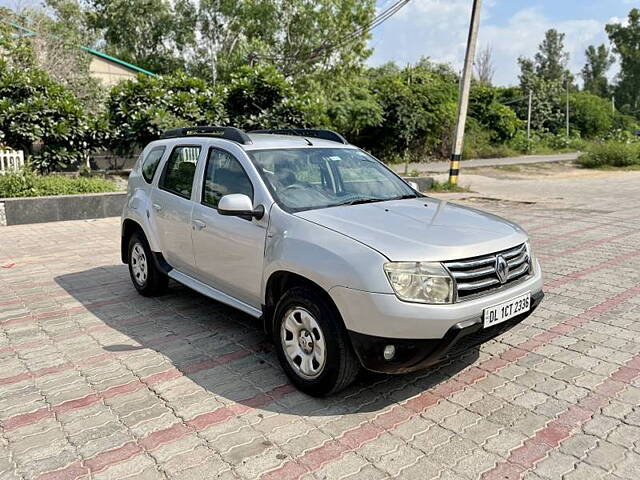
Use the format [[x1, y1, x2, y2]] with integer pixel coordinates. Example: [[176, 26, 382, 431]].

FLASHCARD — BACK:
[[147, 133, 357, 151], [243, 133, 356, 150]]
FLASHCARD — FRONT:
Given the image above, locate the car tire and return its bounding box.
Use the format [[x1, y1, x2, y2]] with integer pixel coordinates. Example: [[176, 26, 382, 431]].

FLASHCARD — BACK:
[[127, 232, 168, 297], [273, 286, 360, 396]]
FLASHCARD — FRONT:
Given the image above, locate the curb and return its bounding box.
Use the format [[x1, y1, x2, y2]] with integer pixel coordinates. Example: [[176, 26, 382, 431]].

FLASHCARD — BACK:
[[0, 192, 126, 226]]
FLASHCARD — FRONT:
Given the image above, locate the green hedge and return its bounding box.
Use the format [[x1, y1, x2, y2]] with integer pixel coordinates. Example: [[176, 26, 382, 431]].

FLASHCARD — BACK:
[[578, 142, 640, 168], [0, 171, 118, 198]]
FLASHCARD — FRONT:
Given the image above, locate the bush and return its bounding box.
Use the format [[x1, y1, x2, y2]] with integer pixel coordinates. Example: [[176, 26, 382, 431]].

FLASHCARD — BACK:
[[223, 64, 326, 130], [0, 170, 117, 198], [468, 87, 521, 142], [578, 142, 640, 168], [106, 72, 227, 157], [569, 92, 614, 138], [0, 67, 107, 173], [462, 122, 518, 159]]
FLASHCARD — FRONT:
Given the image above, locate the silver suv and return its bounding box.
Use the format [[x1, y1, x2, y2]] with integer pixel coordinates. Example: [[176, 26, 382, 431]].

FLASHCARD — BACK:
[[121, 126, 544, 396]]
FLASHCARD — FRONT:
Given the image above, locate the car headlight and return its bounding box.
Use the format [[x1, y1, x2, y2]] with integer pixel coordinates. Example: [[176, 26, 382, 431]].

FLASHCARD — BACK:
[[525, 241, 535, 273], [384, 262, 454, 304]]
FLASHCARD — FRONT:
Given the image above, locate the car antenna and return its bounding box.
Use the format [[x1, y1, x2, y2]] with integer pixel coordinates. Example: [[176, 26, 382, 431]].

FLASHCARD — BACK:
[[284, 128, 312, 146]]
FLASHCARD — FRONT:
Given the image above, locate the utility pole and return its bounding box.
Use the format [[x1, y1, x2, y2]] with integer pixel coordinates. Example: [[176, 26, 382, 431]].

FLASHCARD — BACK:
[[448, 0, 483, 186], [612, 95, 616, 114], [565, 75, 570, 138], [527, 89, 533, 144]]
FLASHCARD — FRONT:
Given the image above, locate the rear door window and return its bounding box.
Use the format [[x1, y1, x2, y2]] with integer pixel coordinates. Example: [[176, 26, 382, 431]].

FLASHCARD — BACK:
[[159, 146, 201, 199]]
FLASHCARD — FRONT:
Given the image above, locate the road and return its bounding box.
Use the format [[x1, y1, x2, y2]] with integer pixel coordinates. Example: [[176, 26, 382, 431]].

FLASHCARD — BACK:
[[1, 169, 639, 479], [393, 152, 579, 174]]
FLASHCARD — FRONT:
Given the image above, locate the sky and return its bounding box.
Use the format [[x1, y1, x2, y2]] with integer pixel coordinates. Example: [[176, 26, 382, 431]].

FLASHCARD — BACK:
[[369, 0, 636, 86]]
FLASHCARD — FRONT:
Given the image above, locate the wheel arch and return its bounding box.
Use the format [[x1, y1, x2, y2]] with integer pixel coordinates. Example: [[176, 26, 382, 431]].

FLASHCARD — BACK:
[[263, 270, 344, 337], [121, 218, 145, 264]]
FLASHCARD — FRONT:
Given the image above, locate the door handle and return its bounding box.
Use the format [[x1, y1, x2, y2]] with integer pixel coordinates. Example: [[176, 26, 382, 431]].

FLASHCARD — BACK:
[[152, 203, 163, 212], [193, 219, 206, 230]]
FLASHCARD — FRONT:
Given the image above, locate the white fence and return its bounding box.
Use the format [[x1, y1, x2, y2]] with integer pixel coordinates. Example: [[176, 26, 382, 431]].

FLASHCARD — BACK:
[[0, 150, 25, 174]]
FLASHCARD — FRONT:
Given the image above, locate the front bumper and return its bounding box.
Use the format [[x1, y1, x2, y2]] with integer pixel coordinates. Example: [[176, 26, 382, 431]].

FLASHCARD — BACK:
[[330, 262, 543, 339], [349, 290, 544, 374]]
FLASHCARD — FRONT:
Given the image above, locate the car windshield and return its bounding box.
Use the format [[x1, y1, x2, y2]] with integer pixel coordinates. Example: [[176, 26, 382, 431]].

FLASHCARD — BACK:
[[248, 148, 418, 211]]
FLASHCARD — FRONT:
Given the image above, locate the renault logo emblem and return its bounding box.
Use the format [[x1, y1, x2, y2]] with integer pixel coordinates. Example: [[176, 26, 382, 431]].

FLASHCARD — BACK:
[[495, 255, 509, 284]]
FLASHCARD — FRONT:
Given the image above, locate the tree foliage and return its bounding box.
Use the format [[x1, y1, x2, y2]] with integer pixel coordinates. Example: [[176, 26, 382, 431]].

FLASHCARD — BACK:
[[581, 44, 615, 98], [105, 73, 227, 156], [82, 0, 375, 81], [532, 29, 572, 84], [469, 87, 521, 142], [606, 9, 640, 115], [475, 45, 495, 87], [0, 66, 105, 173], [569, 92, 614, 138], [222, 64, 326, 130], [517, 29, 573, 134], [85, 0, 192, 74], [357, 64, 457, 162]]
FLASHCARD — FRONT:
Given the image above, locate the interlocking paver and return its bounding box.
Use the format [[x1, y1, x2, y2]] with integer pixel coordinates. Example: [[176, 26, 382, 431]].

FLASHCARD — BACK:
[[2, 178, 640, 479]]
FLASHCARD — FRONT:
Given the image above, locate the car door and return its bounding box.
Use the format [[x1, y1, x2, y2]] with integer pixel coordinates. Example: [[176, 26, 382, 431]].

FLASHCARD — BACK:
[[191, 146, 266, 307], [150, 144, 202, 274]]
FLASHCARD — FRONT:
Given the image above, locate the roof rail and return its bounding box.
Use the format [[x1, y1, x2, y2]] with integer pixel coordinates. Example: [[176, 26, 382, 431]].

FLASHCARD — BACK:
[[249, 128, 348, 145], [160, 126, 252, 145]]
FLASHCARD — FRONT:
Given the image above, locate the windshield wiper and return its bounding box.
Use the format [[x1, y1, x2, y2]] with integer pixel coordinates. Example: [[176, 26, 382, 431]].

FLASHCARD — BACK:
[[333, 197, 388, 207], [334, 194, 420, 208], [388, 194, 419, 200]]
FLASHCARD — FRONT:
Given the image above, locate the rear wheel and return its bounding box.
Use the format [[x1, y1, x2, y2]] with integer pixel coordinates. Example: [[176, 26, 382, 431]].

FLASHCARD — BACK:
[[127, 232, 168, 296], [273, 287, 359, 396]]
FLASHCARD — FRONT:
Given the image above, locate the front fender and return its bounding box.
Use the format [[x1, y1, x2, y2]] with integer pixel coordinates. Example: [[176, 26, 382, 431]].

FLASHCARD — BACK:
[[262, 206, 393, 298]]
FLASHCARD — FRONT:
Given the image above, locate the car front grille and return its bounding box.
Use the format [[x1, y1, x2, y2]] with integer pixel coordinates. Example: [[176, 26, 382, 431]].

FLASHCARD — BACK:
[[443, 243, 532, 301]]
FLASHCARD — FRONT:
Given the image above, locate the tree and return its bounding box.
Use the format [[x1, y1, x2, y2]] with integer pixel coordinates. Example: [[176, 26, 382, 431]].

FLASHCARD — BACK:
[[534, 29, 572, 83], [85, 0, 193, 74], [191, 0, 376, 81], [606, 9, 640, 115], [581, 44, 615, 98], [475, 45, 495, 87], [82, 0, 376, 81], [517, 29, 573, 133], [11, 5, 104, 112]]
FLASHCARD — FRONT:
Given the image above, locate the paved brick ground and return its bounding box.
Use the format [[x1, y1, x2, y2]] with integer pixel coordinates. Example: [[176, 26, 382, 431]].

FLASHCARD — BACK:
[[1, 189, 639, 479]]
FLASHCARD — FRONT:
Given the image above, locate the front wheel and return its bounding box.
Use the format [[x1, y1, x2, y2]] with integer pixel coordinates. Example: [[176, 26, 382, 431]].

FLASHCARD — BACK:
[[273, 287, 360, 396], [127, 232, 168, 297]]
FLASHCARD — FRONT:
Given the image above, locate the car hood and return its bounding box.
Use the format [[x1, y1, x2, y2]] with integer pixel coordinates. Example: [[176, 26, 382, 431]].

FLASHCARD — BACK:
[[295, 198, 528, 262]]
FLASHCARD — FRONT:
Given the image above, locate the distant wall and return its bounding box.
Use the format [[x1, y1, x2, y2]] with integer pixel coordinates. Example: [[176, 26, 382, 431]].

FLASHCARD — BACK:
[[89, 57, 137, 87]]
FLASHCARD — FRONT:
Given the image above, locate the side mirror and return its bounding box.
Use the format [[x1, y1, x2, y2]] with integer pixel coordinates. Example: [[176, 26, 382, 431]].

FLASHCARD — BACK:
[[218, 194, 264, 220], [408, 181, 419, 191]]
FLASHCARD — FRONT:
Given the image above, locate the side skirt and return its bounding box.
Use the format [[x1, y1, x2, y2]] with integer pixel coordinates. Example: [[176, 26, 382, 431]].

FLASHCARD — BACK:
[[168, 269, 262, 319]]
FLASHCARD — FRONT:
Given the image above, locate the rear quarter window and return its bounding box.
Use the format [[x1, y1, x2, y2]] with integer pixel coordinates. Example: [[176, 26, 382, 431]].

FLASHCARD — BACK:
[[141, 146, 166, 183]]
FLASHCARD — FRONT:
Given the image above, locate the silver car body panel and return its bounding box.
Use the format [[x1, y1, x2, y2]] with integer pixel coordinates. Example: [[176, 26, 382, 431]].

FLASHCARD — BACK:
[[123, 133, 543, 343], [296, 198, 528, 262]]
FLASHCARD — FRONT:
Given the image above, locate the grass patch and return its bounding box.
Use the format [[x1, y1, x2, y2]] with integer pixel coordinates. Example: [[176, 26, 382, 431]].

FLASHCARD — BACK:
[[0, 170, 119, 198], [578, 142, 640, 168], [429, 180, 471, 193]]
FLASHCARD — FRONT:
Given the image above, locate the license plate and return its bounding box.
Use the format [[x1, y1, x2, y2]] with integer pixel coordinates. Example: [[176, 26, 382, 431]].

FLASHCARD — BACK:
[[483, 292, 531, 328]]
